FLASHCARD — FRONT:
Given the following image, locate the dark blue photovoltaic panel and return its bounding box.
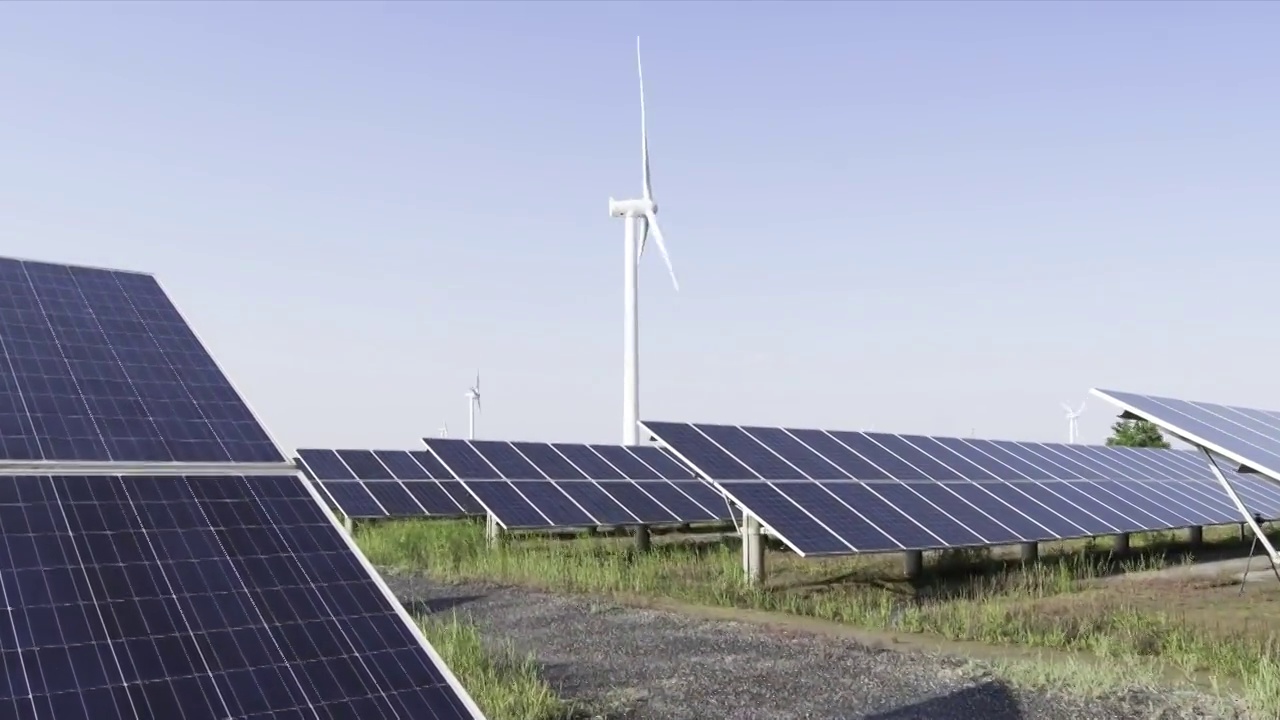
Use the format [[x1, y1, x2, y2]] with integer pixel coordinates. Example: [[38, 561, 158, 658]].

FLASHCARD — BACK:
[[316, 480, 386, 518], [335, 449, 394, 480], [716, 481, 852, 555], [554, 482, 638, 525], [298, 448, 483, 517], [636, 481, 715, 521], [296, 449, 356, 480], [646, 419, 1280, 556], [375, 450, 431, 480], [595, 482, 678, 524], [590, 445, 662, 480], [1093, 389, 1280, 480], [511, 442, 585, 480], [362, 482, 423, 516], [462, 481, 549, 528], [401, 481, 468, 515], [628, 446, 697, 479], [408, 450, 454, 480], [0, 474, 481, 719], [468, 441, 542, 479], [0, 258, 285, 465], [422, 439, 498, 479], [552, 444, 626, 479]]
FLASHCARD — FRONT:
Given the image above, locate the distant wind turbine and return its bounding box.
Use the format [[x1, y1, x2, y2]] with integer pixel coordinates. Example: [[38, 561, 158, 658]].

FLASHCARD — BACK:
[[465, 373, 481, 440], [1062, 400, 1086, 444], [438, 424, 449, 438]]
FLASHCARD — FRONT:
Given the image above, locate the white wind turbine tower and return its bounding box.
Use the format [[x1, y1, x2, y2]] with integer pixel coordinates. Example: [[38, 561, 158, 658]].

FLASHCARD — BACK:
[[1062, 400, 1086, 444], [609, 36, 680, 446], [438, 424, 449, 438], [464, 373, 481, 440]]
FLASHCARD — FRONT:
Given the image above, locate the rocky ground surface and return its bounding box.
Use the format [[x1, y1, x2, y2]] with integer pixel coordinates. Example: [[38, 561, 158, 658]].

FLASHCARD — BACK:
[[387, 575, 1245, 720]]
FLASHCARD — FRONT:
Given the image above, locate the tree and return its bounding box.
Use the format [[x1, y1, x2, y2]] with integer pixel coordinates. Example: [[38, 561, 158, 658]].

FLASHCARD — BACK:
[[1106, 419, 1171, 449]]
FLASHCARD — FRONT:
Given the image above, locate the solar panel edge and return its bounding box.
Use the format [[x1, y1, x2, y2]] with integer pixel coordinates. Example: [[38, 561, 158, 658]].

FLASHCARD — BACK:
[[153, 275, 292, 465], [1090, 388, 1276, 479], [291, 472, 490, 718]]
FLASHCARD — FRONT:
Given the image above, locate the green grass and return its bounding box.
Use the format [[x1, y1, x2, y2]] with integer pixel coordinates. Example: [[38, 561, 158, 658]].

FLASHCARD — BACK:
[[368, 519, 1280, 717], [416, 610, 569, 720]]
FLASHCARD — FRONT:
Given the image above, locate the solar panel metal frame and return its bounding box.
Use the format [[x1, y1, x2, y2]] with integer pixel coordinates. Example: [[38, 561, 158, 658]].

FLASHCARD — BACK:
[[641, 420, 1275, 557], [420, 438, 733, 531], [294, 448, 477, 520], [0, 257, 296, 476]]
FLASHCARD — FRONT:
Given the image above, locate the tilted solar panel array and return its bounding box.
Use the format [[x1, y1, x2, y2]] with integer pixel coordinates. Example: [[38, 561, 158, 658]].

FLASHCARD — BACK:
[[0, 257, 286, 467], [1092, 388, 1280, 480], [642, 420, 1280, 557], [0, 257, 484, 719], [420, 438, 732, 530], [296, 448, 483, 518]]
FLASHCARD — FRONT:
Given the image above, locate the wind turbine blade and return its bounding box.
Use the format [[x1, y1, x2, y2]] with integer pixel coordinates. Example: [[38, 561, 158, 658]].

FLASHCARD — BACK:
[[475, 372, 480, 392], [1061, 403, 1073, 414], [638, 36, 652, 202], [637, 215, 649, 260], [644, 210, 679, 291], [477, 396, 481, 413]]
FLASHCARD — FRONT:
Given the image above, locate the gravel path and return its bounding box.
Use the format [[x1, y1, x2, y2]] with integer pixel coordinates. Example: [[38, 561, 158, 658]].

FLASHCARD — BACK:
[[387, 574, 1240, 720]]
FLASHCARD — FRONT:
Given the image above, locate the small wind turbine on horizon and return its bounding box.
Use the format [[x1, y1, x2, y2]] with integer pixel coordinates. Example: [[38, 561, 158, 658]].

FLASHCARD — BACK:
[[438, 424, 449, 438], [609, 36, 680, 446], [1062, 400, 1086, 444], [465, 373, 481, 440]]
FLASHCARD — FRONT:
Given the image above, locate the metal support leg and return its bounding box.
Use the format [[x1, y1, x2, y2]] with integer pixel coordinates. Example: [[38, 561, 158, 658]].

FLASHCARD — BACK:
[[1019, 542, 1038, 563], [903, 550, 923, 580], [1188, 526, 1203, 548], [742, 515, 764, 585], [343, 516, 354, 535], [1204, 448, 1280, 565], [1112, 533, 1130, 555], [485, 513, 500, 549], [634, 525, 651, 552]]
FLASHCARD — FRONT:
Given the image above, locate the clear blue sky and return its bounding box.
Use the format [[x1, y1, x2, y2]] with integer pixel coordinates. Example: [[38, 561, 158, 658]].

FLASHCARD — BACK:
[[2, 1, 1277, 453]]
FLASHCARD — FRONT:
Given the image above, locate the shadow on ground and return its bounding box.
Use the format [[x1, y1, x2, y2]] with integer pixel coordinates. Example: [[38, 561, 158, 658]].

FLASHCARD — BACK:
[[863, 681, 1022, 719]]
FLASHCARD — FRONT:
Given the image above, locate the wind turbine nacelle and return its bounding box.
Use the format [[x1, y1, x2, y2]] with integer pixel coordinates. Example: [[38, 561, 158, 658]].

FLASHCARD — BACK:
[[608, 197, 656, 217]]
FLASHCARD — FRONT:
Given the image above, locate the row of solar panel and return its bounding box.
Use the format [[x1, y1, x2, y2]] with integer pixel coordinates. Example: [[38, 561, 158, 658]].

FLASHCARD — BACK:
[[717, 476, 1280, 556], [295, 444, 732, 528], [643, 421, 1278, 556], [640, 420, 1237, 483]]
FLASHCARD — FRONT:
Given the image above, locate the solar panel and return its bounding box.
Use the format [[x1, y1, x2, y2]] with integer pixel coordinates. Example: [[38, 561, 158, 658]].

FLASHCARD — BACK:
[[0, 257, 288, 469], [643, 420, 1280, 556], [420, 438, 731, 530], [295, 449, 477, 519], [0, 473, 484, 719], [1091, 388, 1280, 480]]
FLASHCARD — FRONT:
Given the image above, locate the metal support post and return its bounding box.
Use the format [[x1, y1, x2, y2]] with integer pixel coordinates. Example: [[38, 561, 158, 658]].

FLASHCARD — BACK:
[[634, 525, 651, 552], [1019, 541, 1038, 563], [1204, 448, 1280, 564], [1188, 526, 1203, 548], [1112, 533, 1130, 555], [485, 513, 501, 549], [903, 550, 923, 580], [742, 515, 765, 585], [343, 516, 354, 535]]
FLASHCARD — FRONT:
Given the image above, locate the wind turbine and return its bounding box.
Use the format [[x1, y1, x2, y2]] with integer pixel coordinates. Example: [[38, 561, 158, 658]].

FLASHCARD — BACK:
[[1062, 400, 1086, 444], [438, 424, 449, 438], [465, 373, 481, 440], [609, 36, 679, 446]]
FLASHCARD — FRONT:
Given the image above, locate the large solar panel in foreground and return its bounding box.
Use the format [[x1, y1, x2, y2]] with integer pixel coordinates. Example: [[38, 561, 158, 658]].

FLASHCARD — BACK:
[[0, 257, 285, 466], [0, 473, 484, 719], [421, 438, 732, 530], [1091, 388, 1280, 480], [296, 448, 482, 518], [643, 420, 1279, 556]]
